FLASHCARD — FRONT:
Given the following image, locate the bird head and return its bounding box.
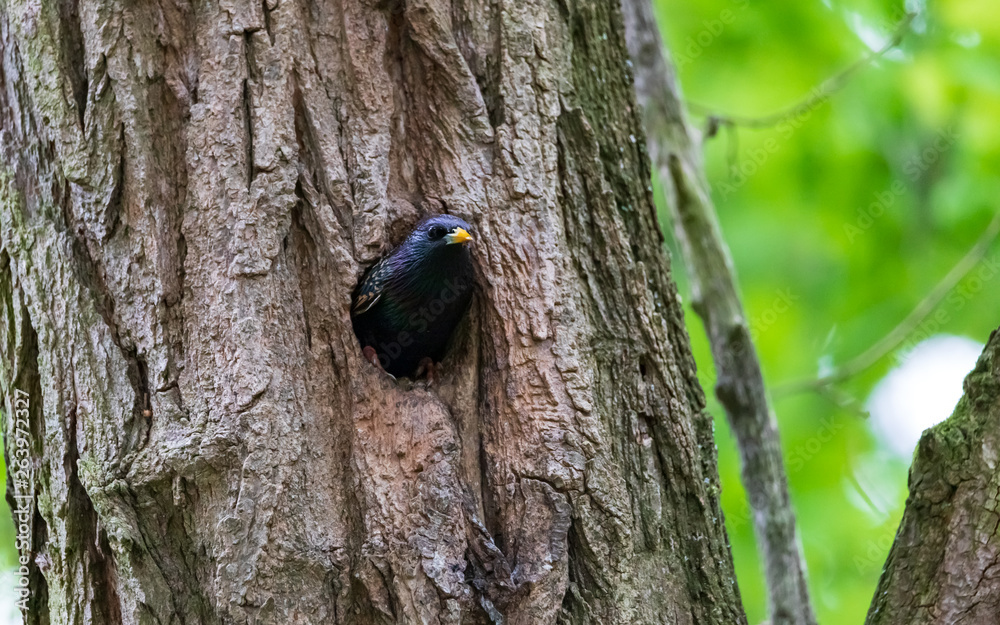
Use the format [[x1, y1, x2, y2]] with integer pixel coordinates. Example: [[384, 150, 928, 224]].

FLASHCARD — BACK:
[[410, 215, 475, 253]]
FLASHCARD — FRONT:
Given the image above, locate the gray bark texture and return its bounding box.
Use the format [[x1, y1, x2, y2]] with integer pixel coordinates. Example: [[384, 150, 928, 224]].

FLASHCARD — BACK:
[[0, 0, 747, 623], [620, 2, 815, 625], [866, 326, 1000, 625]]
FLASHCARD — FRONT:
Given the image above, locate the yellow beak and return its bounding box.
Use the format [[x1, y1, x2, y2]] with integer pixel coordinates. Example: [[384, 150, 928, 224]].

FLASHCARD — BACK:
[[446, 227, 473, 245]]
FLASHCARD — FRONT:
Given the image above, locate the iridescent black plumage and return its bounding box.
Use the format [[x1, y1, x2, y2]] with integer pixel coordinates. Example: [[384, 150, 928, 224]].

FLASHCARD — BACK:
[[351, 215, 475, 377]]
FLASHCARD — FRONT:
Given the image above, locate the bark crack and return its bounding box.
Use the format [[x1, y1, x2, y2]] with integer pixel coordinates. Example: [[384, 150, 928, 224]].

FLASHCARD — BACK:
[[262, 0, 275, 46], [57, 179, 151, 443], [66, 405, 124, 624], [57, 0, 88, 129], [242, 32, 257, 190], [102, 124, 125, 243]]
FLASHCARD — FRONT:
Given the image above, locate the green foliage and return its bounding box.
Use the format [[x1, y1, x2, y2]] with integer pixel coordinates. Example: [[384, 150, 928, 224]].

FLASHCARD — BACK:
[[0, 446, 15, 574], [655, 0, 1000, 621], [0, 172, 17, 574]]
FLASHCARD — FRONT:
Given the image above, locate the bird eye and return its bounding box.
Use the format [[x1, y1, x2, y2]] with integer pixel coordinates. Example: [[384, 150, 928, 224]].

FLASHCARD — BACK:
[[427, 225, 448, 240]]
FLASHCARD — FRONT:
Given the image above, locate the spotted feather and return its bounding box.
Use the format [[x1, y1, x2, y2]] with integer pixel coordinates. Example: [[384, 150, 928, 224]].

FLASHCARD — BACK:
[[352, 259, 389, 315]]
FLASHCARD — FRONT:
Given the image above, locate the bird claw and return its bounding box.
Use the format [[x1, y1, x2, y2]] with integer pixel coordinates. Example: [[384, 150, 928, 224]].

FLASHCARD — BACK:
[[416, 358, 437, 386], [362, 346, 396, 380]]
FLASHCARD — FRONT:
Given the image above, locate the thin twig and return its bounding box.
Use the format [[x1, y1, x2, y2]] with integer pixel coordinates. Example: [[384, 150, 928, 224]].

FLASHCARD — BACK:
[[689, 12, 916, 131], [778, 211, 1000, 397]]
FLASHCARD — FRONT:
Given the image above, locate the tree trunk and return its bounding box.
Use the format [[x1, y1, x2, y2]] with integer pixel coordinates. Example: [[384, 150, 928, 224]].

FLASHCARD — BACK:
[[620, 1, 815, 623], [866, 326, 1000, 625], [0, 0, 746, 623]]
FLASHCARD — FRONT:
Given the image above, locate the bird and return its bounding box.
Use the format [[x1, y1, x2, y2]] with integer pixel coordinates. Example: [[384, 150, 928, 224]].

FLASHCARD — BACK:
[[351, 214, 475, 379]]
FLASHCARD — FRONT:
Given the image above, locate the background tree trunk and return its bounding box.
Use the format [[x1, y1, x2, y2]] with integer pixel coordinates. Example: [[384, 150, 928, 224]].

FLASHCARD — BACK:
[[0, 0, 746, 623], [865, 326, 1000, 625], [620, 1, 815, 623]]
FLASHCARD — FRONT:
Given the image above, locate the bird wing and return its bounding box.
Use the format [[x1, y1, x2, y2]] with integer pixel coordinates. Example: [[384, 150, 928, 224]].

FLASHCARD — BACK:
[[352, 259, 388, 315]]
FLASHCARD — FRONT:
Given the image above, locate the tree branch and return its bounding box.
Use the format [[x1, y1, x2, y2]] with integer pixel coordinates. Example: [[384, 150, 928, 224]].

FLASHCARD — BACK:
[[778, 211, 1000, 397], [865, 326, 1000, 624], [620, 1, 816, 624], [692, 12, 916, 133]]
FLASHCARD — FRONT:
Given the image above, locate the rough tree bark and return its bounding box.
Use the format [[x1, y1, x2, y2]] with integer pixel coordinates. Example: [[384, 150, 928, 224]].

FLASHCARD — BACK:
[[620, 2, 815, 624], [0, 0, 746, 623], [866, 326, 1000, 625]]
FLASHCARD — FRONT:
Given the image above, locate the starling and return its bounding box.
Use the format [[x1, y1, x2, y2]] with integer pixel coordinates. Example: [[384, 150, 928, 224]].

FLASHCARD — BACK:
[[351, 215, 475, 378]]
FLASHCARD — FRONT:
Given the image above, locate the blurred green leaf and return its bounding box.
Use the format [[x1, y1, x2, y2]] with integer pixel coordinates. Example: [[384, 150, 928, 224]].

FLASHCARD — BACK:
[[657, 0, 1000, 622]]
